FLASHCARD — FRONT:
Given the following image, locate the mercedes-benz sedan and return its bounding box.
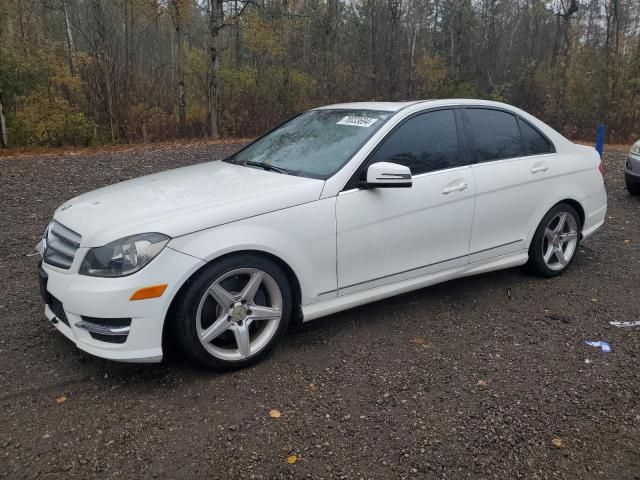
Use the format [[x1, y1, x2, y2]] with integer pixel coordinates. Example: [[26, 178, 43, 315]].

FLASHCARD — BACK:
[[36, 99, 607, 370]]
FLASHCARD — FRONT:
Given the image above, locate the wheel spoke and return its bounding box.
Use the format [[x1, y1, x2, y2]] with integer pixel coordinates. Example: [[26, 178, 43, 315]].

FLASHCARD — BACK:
[[208, 283, 235, 309], [249, 305, 281, 322], [559, 231, 578, 242], [545, 228, 555, 243], [554, 213, 567, 233], [200, 316, 231, 344], [555, 247, 567, 266], [240, 271, 263, 303], [232, 322, 251, 358], [544, 245, 554, 263]]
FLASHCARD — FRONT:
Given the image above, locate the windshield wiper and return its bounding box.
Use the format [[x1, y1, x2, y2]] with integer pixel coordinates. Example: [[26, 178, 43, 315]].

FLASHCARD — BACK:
[[243, 160, 291, 175]]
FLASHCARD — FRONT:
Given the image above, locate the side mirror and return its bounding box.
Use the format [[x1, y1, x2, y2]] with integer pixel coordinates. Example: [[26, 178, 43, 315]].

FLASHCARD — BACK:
[[360, 162, 412, 189]]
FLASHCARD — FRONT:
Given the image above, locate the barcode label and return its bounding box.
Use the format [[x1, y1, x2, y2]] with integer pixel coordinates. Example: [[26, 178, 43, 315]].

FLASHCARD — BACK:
[[336, 116, 379, 127]]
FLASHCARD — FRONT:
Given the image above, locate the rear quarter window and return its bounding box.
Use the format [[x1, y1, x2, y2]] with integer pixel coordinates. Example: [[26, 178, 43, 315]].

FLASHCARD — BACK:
[[518, 118, 554, 155]]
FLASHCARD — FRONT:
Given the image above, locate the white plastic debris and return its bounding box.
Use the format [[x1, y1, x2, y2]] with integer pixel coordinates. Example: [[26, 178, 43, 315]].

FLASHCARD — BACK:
[[584, 340, 612, 353], [609, 321, 640, 328]]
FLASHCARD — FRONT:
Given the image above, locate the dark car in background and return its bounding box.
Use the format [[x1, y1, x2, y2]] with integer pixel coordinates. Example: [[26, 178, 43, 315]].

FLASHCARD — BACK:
[[626, 140, 640, 196]]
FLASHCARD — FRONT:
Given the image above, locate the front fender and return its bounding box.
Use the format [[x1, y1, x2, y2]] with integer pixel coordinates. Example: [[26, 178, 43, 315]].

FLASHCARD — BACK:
[[168, 198, 337, 305]]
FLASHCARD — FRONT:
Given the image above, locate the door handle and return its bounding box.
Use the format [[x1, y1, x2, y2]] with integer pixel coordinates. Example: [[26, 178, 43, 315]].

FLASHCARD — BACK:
[[531, 164, 549, 173], [442, 182, 468, 194]]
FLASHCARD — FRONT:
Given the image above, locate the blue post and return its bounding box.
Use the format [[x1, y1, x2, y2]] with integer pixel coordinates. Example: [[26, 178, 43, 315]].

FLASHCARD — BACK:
[[595, 124, 606, 158]]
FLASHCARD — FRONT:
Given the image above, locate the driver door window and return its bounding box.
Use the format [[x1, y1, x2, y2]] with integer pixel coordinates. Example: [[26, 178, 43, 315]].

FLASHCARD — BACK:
[[368, 109, 462, 175]]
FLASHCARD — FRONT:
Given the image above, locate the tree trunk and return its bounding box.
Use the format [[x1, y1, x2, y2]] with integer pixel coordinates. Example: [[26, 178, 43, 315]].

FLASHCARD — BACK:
[[104, 63, 116, 143], [0, 90, 7, 148], [62, 0, 76, 75], [369, 0, 377, 96], [557, 1, 578, 129], [234, 0, 242, 67], [173, 0, 187, 137], [207, 0, 223, 139]]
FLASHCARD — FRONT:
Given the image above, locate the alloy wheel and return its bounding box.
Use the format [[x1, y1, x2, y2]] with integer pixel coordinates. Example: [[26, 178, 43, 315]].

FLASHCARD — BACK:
[[196, 267, 283, 361], [542, 211, 579, 271]]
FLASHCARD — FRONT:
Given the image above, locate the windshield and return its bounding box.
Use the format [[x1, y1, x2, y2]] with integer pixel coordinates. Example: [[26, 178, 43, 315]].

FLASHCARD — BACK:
[[226, 109, 392, 179]]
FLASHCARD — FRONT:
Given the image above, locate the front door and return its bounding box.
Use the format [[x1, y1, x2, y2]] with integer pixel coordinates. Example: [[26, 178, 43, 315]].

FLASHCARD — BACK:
[[336, 109, 475, 295]]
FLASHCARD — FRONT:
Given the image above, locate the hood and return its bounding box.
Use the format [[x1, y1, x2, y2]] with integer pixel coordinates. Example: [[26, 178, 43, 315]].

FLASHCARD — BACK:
[[53, 161, 325, 247]]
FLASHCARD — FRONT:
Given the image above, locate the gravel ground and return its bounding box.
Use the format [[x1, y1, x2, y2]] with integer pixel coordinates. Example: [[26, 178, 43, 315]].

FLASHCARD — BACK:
[[1, 142, 639, 480]]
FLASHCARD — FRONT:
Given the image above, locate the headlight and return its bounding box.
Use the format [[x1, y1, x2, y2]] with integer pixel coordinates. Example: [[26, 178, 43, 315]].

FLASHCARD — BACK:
[[631, 141, 640, 156], [80, 233, 170, 277]]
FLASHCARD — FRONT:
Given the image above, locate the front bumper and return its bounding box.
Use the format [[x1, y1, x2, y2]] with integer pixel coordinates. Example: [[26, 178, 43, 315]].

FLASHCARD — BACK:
[[40, 246, 204, 363], [626, 153, 640, 183]]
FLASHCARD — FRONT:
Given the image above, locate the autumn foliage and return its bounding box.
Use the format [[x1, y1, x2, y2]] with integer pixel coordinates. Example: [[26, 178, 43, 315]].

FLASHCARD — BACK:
[[0, 0, 639, 148]]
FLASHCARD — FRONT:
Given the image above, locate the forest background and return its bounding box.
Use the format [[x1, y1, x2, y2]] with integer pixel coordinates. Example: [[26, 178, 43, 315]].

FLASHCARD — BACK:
[[1, 0, 639, 148]]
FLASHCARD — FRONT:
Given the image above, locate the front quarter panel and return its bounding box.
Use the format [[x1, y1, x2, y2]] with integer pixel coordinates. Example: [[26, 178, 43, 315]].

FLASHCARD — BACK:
[[168, 198, 338, 305]]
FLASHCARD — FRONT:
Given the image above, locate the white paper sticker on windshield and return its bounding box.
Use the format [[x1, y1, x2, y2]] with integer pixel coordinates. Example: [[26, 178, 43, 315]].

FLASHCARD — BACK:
[[336, 116, 379, 127]]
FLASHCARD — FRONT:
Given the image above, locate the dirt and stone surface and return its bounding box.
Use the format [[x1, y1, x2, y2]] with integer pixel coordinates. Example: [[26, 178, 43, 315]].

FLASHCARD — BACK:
[[1, 142, 639, 479]]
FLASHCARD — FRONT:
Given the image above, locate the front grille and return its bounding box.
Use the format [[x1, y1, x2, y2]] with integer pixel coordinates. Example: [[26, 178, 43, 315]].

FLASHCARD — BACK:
[[43, 221, 82, 269], [88, 332, 128, 344]]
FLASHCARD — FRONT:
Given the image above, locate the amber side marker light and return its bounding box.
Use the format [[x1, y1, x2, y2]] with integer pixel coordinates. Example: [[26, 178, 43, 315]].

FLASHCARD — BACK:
[[130, 284, 168, 301]]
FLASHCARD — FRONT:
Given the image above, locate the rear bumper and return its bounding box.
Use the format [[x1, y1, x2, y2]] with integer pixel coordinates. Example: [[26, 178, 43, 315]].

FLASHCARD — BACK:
[[581, 184, 607, 240], [40, 246, 204, 363]]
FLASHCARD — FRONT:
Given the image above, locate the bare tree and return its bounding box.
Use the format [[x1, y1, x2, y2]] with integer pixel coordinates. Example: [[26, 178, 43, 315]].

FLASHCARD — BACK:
[[206, 0, 223, 139], [171, 0, 187, 137], [0, 89, 7, 148]]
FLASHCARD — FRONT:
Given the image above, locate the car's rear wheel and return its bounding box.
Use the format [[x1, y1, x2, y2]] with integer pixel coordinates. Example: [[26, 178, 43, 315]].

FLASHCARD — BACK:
[[527, 203, 581, 277], [174, 254, 292, 370]]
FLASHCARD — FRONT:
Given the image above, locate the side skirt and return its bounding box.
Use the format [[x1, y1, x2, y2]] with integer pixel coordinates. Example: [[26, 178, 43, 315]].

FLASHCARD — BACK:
[[301, 251, 529, 322]]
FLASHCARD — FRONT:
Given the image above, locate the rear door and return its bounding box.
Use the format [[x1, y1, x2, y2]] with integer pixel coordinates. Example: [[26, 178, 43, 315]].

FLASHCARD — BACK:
[[462, 107, 556, 263], [335, 108, 475, 294]]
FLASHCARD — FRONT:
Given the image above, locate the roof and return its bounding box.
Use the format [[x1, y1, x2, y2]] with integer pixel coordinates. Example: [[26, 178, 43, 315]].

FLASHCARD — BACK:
[[314, 99, 517, 112], [314, 101, 420, 112]]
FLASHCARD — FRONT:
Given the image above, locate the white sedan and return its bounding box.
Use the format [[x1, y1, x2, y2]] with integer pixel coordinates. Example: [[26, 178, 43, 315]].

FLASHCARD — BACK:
[[37, 99, 607, 370]]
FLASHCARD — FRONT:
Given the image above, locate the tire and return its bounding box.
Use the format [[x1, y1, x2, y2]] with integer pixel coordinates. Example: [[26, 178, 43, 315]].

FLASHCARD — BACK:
[[526, 203, 581, 278], [626, 175, 640, 196], [173, 253, 292, 371]]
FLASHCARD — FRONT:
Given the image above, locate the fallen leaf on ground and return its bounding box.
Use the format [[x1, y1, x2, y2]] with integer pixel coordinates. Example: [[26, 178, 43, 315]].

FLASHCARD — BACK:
[[269, 409, 281, 418], [624, 239, 631, 244], [287, 454, 298, 464], [552, 437, 564, 448], [56, 396, 67, 404], [410, 337, 427, 344], [477, 380, 488, 386], [591, 298, 598, 303]]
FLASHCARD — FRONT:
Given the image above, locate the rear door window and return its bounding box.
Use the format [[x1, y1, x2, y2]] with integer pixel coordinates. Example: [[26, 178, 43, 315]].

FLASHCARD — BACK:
[[464, 108, 526, 162]]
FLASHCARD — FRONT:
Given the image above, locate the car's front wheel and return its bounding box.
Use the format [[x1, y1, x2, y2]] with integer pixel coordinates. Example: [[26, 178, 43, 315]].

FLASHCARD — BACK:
[[527, 203, 581, 277], [173, 254, 292, 370], [626, 174, 640, 196]]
